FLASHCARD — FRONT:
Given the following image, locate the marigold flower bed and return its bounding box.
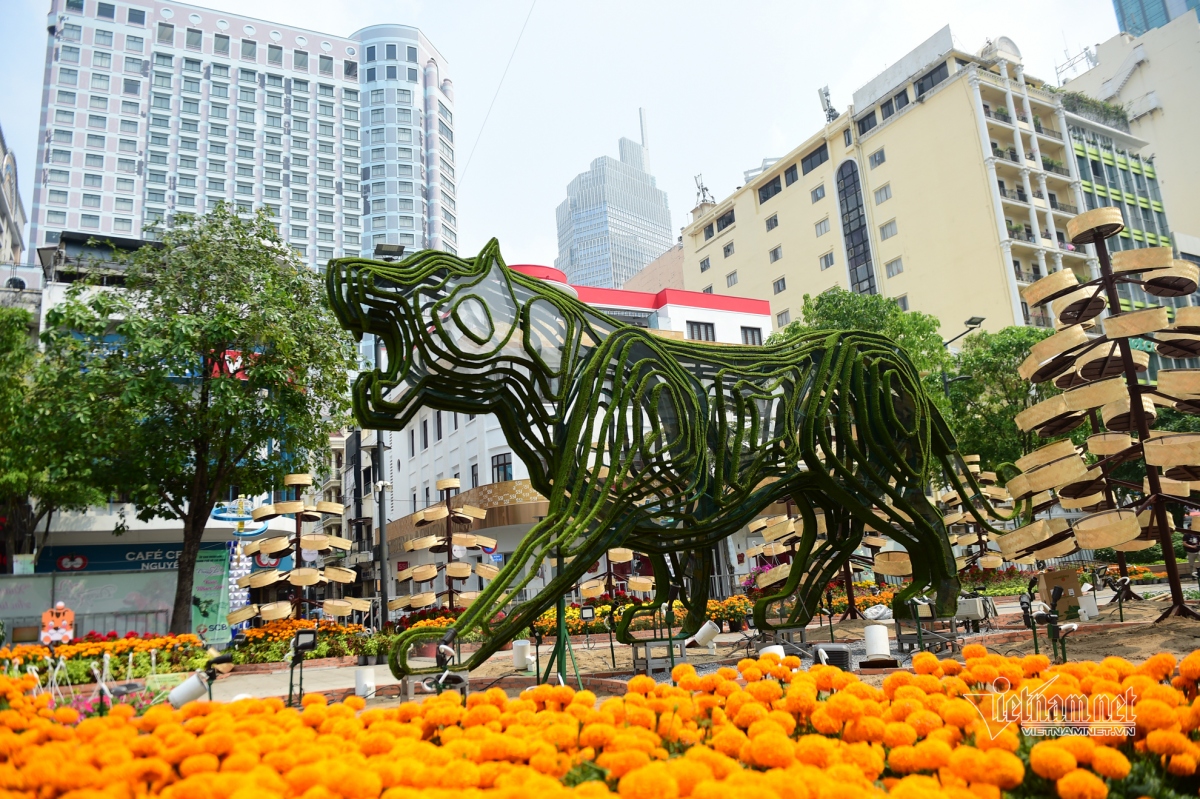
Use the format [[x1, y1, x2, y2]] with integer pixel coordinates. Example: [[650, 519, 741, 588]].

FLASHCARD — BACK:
[[3, 646, 1200, 799]]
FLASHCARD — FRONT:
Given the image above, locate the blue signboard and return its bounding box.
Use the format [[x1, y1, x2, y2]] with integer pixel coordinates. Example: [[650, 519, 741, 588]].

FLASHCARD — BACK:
[[39, 542, 227, 573]]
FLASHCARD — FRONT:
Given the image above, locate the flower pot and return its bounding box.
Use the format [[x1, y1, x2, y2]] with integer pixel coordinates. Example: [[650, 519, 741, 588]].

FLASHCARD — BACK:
[[726, 618, 744, 632], [357, 655, 368, 666], [411, 642, 439, 660], [498, 641, 514, 651]]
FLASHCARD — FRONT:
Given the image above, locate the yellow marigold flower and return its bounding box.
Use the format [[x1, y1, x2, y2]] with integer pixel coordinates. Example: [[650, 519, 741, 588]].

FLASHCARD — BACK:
[[1055, 768, 1108, 799], [1029, 741, 1077, 780], [883, 721, 918, 749], [912, 738, 951, 771], [905, 709, 943, 738], [1168, 752, 1197, 776], [841, 716, 885, 744], [596, 749, 651, 778], [948, 744, 986, 783], [683, 745, 739, 779], [710, 727, 748, 758], [824, 691, 863, 723], [746, 731, 794, 769], [1146, 729, 1190, 756], [1134, 698, 1177, 732], [746, 680, 782, 705], [911, 652, 940, 675], [793, 734, 837, 768], [1138, 653, 1177, 682], [887, 744, 918, 774], [627, 675, 656, 696], [809, 706, 841, 735], [1180, 651, 1200, 682], [1141, 683, 1182, 707], [664, 757, 712, 798], [961, 644, 988, 659]]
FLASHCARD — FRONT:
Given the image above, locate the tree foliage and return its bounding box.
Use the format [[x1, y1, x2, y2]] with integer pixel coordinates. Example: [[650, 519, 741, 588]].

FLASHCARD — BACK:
[[41, 205, 357, 631], [944, 326, 1057, 468], [0, 306, 110, 570]]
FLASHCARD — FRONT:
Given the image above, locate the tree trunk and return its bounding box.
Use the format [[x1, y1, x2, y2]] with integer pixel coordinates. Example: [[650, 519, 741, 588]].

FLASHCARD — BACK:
[[0, 498, 37, 574], [170, 509, 211, 635]]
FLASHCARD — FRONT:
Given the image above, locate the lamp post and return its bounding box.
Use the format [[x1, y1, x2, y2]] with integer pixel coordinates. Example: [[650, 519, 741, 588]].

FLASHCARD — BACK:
[[942, 316, 985, 398], [371, 243, 404, 630]]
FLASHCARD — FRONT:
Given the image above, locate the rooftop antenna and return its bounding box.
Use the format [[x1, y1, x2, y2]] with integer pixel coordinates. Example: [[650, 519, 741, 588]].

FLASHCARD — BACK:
[[818, 86, 838, 123], [694, 175, 714, 206], [1055, 44, 1097, 85]]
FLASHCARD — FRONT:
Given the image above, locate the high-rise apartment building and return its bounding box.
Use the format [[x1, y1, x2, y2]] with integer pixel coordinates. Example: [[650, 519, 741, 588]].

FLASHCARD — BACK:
[[1063, 12, 1200, 240], [0, 123, 28, 265], [554, 110, 672, 288], [1112, 0, 1198, 35], [28, 0, 453, 269], [680, 26, 1191, 364]]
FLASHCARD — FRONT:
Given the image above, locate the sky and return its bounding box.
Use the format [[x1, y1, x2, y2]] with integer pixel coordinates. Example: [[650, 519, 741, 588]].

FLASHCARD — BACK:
[[0, 0, 1122, 267]]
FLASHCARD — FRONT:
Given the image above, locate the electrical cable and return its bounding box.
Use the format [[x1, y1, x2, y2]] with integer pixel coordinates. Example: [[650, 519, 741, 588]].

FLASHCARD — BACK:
[[458, 0, 537, 186]]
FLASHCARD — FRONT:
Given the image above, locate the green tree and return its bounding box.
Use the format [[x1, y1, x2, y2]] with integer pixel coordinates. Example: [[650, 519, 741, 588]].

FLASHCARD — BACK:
[[41, 206, 356, 632], [773, 288, 952, 413], [944, 326, 1057, 468], [0, 306, 110, 571]]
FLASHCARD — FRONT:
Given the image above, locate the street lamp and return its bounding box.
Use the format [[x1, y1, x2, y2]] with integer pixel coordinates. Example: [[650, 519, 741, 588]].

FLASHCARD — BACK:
[[942, 316, 985, 398]]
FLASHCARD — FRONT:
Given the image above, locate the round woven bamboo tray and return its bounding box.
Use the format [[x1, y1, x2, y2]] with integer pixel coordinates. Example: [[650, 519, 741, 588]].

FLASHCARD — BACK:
[[580, 581, 603, 599], [242, 540, 261, 556], [1058, 467, 1105, 498], [475, 535, 498, 550], [979, 555, 1003, 569], [1111, 245, 1173, 274], [326, 536, 353, 551], [475, 563, 500, 580], [409, 592, 437, 608], [323, 600, 352, 617], [756, 564, 791, 589], [1174, 306, 1200, 333], [274, 500, 304, 515], [260, 602, 292, 621], [300, 534, 329, 551], [762, 542, 789, 557], [745, 545, 764, 558], [1078, 345, 1149, 380], [422, 506, 450, 523], [997, 520, 1051, 559], [446, 562, 472, 580], [1014, 394, 1071, 433], [1115, 538, 1158, 552], [608, 548, 634, 563], [345, 597, 373, 612], [946, 534, 959, 546], [251, 505, 278, 522], [957, 533, 979, 546], [288, 568, 320, 586], [452, 533, 477, 548], [747, 518, 768, 534], [1144, 433, 1200, 467], [1055, 369, 1091, 390], [1015, 440, 1078, 472], [1005, 473, 1032, 500], [1144, 263, 1200, 298], [1060, 492, 1104, 510], [942, 511, 966, 526], [298, 506, 321, 522], [388, 596, 411, 611], [1074, 509, 1140, 549], [226, 605, 258, 625], [1022, 268, 1079, 307], [1051, 288, 1107, 326], [1158, 334, 1200, 360], [409, 535, 438, 551], [862, 535, 887, 548], [1104, 306, 1169, 339], [873, 551, 912, 576], [763, 519, 794, 542], [1026, 456, 1087, 493], [458, 592, 479, 605], [324, 566, 356, 584], [283, 473, 312, 486], [1102, 396, 1157, 432], [955, 557, 969, 570], [1144, 476, 1192, 497], [436, 478, 460, 491], [1038, 538, 1078, 559], [627, 576, 654, 592], [235, 574, 254, 589], [940, 491, 960, 505], [1157, 369, 1200, 397], [412, 564, 438, 583], [1066, 207, 1124, 245], [396, 566, 414, 582], [1064, 376, 1129, 412], [1030, 325, 1089, 364], [248, 569, 282, 588], [1087, 432, 1133, 456], [1015, 555, 1039, 565], [315, 501, 344, 516], [259, 536, 291, 555]]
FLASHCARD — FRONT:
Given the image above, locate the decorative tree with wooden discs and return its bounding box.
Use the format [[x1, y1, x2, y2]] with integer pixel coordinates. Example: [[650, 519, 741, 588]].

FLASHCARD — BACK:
[[1001, 206, 1200, 620]]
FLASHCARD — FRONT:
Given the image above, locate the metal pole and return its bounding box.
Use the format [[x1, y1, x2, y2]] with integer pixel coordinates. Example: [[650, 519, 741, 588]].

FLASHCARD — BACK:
[[372, 335, 391, 630], [1093, 238, 1190, 615], [556, 546, 567, 685], [445, 488, 455, 612]]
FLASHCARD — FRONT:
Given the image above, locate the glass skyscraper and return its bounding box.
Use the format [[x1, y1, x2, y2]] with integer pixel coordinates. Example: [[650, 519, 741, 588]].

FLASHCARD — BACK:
[[1113, 0, 1199, 35], [554, 110, 671, 288]]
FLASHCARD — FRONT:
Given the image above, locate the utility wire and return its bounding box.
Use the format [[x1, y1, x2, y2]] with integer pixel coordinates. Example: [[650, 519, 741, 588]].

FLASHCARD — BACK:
[[458, 0, 537, 187]]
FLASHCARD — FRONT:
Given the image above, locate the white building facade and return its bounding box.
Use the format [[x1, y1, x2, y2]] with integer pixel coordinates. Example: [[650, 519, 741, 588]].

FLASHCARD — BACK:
[[28, 0, 453, 269]]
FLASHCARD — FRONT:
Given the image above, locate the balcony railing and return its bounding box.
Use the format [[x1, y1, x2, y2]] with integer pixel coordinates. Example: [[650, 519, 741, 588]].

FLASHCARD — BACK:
[[1009, 229, 1037, 243], [992, 148, 1021, 164], [1050, 198, 1079, 214], [1025, 310, 1053, 328], [984, 108, 1013, 124], [1034, 123, 1063, 140], [998, 187, 1028, 202], [1032, 189, 1046, 200], [1014, 269, 1042, 283], [1042, 162, 1071, 177]]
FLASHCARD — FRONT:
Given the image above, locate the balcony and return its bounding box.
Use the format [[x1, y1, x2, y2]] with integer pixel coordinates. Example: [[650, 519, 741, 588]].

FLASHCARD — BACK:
[[1014, 268, 1042, 284], [984, 108, 1013, 125], [992, 148, 1021, 165], [1041, 160, 1071, 177], [1034, 123, 1063, 141], [998, 187, 1029, 203], [1025, 309, 1053, 328], [1008, 228, 1038, 244], [1050, 198, 1079, 214]]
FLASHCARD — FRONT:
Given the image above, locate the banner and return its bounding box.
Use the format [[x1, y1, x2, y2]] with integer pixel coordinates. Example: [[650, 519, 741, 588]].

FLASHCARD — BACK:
[[40, 542, 227, 572], [191, 549, 231, 645]]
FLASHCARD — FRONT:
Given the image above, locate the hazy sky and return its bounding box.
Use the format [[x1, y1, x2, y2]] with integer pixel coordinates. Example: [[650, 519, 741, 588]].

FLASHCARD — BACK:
[[1, 0, 1121, 267]]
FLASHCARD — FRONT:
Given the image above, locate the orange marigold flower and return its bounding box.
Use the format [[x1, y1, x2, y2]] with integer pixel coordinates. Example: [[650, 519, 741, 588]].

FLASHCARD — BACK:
[[1051, 736, 1095, 765], [1135, 699, 1177, 732], [905, 709, 943, 738], [888, 745, 918, 774], [596, 749, 651, 779], [664, 757, 712, 798], [961, 644, 988, 659], [883, 722, 918, 749], [745, 680, 782, 705], [1029, 741, 1077, 781], [1168, 752, 1197, 776], [627, 676, 656, 696], [912, 738, 951, 771], [1146, 729, 1190, 756], [912, 652, 940, 675], [1055, 768, 1108, 799], [747, 731, 794, 769], [1090, 746, 1130, 780], [179, 753, 220, 777]]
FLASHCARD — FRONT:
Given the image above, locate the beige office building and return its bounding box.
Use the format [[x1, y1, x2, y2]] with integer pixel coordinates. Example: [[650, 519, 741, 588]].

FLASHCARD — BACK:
[[682, 28, 1112, 337], [1062, 12, 1200, 240]]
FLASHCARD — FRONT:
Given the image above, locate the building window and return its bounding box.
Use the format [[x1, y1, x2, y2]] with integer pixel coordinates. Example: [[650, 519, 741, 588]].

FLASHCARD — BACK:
[[741, 327, 762, 346], [703, 223, 714, 240], [773, 277, 786, 294], [409, 429, 415, 457], [801, 143, 829, 175], [915, 61, 949, 97], [869, 149, 886, 169], [820, 252, 835, 270], [811, 184, 825, 203], [843, 129, 852, 147], [874, 184, 892, 204], [765, 214, 778, 231], [241, 40, 256, 60], [895, 295, 909, 311], [157, 23, 173, 44], [784, 164, 798, 186], [769, 246, 783, 263], [98, 3, 115, 19], [776, 310, 791, 327], [702, 286, 713, 294], [857, 111, 877, 135], [881, 98, 895, 120], [435, 410, 443, 441], [837, 160, 877, 295], [758, 176, 782, 204], [80, 214, 100, 229], [723, 241, 735, 257], [894, 89, 909, 111], [491, 453, 513, 483], [885, 257, 904, 277], [726, 271, 738, 287], [699, 257, 710, 273], [880, 220, 898, 240], [716, 209, 735, 232], [687, 322, 716, 341], [421, 418, 429, 449], [815, 218, 830, 237]]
